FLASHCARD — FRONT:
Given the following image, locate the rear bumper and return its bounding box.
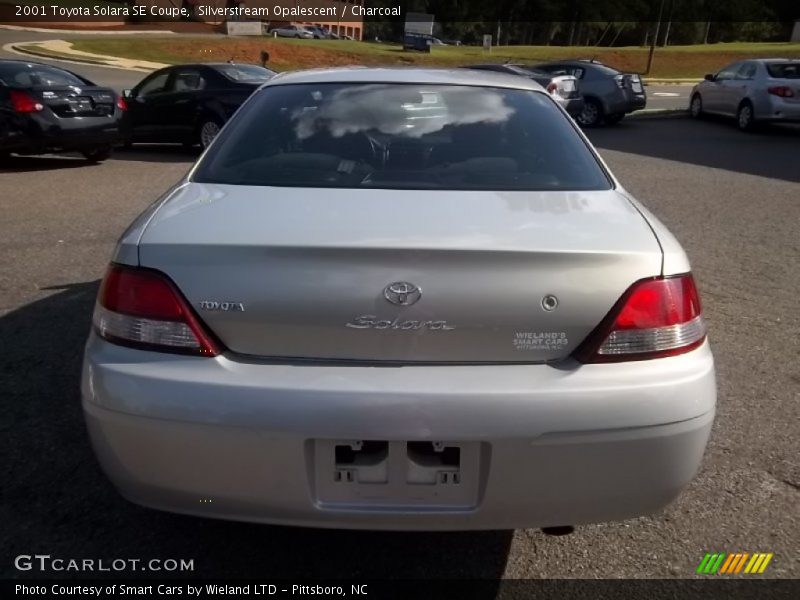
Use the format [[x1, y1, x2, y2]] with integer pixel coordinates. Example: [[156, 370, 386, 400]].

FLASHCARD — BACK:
[[757, 99, 800, 122], [605, 92, 647, 115], [82, 334, 716, 530], [1, 113, 122, 153]]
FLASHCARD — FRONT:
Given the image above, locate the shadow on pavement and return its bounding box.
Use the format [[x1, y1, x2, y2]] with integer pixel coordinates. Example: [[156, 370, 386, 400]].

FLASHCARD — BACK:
[[114, 145, 201, 164], [0, 154, 100, 173], [0, 145, 199, 172], [1, 283, 512, 580], [587, 116, 800, 183]]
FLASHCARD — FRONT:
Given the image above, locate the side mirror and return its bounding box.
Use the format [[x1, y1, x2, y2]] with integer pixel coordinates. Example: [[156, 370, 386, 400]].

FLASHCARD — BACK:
[[704, 73, 715, 82], [122, 89, 133, 98]]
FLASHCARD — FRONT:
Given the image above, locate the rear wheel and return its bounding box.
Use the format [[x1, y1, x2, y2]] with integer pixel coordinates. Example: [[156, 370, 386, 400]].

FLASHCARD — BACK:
[[82, 146, 112, 162], [690, 93, 703, 118], [737, 101, 756, 132], [576, 98, 603, 127], [198, 117, 222, 149]]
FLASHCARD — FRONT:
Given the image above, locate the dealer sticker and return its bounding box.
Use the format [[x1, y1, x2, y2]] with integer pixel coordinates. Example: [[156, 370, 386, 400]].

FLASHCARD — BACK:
[[513, 331, 568, 351]]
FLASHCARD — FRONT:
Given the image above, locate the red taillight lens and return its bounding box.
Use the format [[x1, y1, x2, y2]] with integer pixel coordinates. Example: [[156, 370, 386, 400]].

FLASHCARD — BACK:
[[768, 86, 794, 98], [116, 96, 128, 111], [546, 82, 558, 95], [10, 90, 44, 113], [574, 274, 707, 363], [94, 264, 220, 356]]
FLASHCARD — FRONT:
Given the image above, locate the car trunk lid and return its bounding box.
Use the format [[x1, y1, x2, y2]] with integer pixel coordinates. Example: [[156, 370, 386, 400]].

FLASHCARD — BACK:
[[137, 183, 663, 363], [34, 85, 116, 117]]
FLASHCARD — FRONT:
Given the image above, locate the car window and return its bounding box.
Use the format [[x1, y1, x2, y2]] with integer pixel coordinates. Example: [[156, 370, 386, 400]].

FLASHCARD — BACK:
[[215, 64, 276, 82], [585, 63, 620, 77], [766, 62, 800, 79], [0, 63, 86, 87], [173, 70, 206, 92], [715, 63, 741, 81], [735, 62, 757, 80], [544, 65, 584, 79], [194, 83, 611, 192], [137, 72, 170, 97]]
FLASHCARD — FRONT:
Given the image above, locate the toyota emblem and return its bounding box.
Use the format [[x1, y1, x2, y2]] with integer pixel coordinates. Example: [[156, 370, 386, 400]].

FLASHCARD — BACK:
[[383, 282, 422, 306]]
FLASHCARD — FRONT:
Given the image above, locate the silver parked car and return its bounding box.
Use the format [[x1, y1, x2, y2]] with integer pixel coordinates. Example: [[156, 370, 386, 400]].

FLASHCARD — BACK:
[[690, 59, 800, 131], [269, 25, 314, 39], [83, 68, 715, 531]]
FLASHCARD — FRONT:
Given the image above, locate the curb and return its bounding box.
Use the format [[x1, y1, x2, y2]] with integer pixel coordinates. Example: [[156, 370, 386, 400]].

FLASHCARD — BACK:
[[628, 108, 688, 120], [644, 80, 700, 85], [7, 42, 164, 72], [10, 43, 110, 66]]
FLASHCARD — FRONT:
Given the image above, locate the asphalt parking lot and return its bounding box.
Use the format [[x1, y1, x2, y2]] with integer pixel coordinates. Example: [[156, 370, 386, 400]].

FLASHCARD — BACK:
[[1, 115, 798, 579]]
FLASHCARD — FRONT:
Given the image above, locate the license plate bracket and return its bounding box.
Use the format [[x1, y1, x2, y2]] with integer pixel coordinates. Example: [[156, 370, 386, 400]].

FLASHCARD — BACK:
[[312, 439, 485, 509]]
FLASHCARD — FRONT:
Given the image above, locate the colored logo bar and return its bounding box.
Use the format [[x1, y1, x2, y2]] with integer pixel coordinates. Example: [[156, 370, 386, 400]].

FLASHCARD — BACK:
[[696, 552, 773, 574]]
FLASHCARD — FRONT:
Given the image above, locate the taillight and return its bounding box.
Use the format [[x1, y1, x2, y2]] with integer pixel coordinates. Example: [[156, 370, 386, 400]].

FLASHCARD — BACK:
[[116, 96, 128, 111], [574, 274, 707, 363], [10, 90, 44, 113], [546, 82, 558, 95], [768, 86, 794, 98], [93, 264, 220, 356]]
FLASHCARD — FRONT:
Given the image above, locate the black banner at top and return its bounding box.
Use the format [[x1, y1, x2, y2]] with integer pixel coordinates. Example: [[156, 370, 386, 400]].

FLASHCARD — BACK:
[[0, 1, 799, 24]]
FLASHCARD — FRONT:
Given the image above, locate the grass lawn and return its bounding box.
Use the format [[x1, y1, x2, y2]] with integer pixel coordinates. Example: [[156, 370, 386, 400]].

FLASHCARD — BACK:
[[68, 36, 800, 78]]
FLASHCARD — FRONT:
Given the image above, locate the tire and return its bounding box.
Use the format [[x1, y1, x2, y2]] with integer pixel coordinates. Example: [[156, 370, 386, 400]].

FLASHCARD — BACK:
[[605, 113, 625, 125], [295, 34, 301, 39], [690, 93, 703, 118], [737, 101, 756, 132], [198, 117, 222, 149], [82, 146, 112, 162], [576, 98, 603, 127]]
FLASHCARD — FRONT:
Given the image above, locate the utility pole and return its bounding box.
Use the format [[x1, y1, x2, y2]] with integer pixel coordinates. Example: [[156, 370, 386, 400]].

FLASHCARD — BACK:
[[645, 0, 666, 75]]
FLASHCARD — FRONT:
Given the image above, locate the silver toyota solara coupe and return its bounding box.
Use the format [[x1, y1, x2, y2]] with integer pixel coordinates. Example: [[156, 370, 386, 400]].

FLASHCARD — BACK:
[[82, 68, 716, 530]]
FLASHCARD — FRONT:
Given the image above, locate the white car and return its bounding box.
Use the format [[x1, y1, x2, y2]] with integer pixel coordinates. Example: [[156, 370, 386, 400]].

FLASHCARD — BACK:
[[83, 68, 716, 531], [270, 25, 314, 39]]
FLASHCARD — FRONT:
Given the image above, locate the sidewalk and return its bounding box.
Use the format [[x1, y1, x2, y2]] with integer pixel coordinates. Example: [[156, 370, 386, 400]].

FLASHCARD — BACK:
[[7, 39, 168, 71]]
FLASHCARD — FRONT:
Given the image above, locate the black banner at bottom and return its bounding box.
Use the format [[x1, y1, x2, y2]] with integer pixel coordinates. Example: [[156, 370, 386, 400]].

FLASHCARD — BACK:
[[4, 579, 800, 600]]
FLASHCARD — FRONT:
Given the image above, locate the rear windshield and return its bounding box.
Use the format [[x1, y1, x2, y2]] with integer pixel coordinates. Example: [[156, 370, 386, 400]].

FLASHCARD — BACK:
[[766, 63, 800, 79], [0, 63, 86, 87], [194, 83, 611, 191], [215, 64, 276, 82]]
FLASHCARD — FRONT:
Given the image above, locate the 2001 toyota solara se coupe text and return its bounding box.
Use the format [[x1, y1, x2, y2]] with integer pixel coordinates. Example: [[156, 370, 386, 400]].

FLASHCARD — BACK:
[[82, 68, 716, 530]]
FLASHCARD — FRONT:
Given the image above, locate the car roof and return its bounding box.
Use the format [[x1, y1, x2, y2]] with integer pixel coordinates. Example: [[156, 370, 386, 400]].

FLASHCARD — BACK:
[[266, 67, 546, 91], [162, 63, 267, 69]]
